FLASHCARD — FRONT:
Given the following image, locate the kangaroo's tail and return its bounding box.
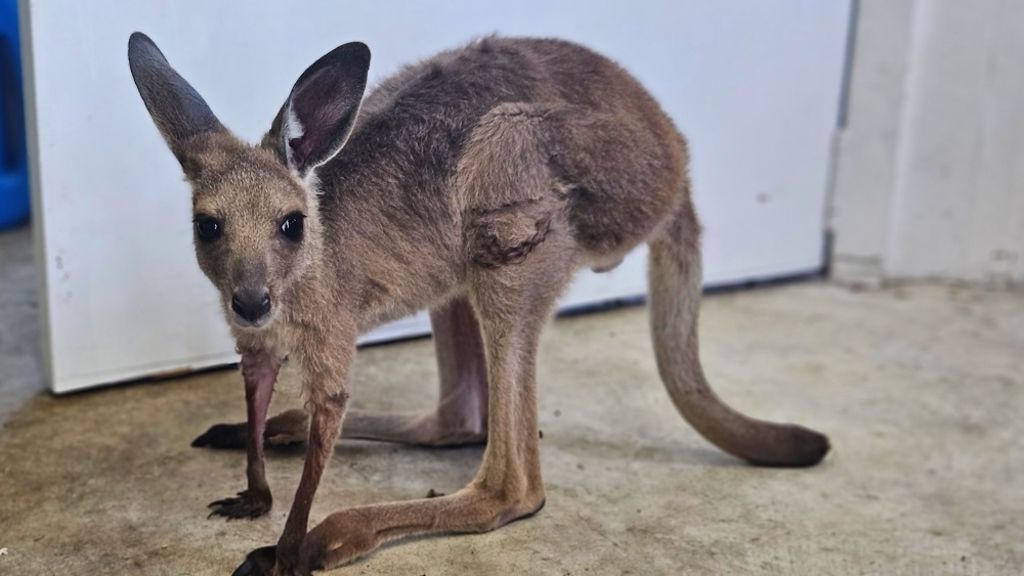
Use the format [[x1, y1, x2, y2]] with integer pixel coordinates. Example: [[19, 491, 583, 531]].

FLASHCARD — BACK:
[[647, 199, 829, 467]]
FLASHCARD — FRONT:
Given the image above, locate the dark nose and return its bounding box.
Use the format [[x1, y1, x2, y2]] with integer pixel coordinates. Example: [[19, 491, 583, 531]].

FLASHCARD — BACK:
[[231, 289, 271, 323]]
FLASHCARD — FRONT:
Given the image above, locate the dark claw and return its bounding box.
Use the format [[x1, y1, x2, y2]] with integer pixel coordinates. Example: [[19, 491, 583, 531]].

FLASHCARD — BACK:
[[232, 546, 278, 576], [192, 422, 247, 449], [208, 490, 271, 520]]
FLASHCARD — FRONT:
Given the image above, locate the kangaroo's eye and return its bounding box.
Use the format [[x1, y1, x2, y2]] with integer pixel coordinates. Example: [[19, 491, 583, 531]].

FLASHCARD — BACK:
[[280, 212, 305, 242], [193, 215, 222, 242]]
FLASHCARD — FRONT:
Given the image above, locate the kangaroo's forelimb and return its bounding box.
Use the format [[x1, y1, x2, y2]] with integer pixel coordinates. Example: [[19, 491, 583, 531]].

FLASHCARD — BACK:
[[206, 349, 281, 519]]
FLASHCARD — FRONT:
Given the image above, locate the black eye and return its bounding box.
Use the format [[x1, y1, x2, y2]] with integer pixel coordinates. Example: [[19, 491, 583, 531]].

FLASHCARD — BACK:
[[280, 212, 305, 241], [193, 215, 222, 241]]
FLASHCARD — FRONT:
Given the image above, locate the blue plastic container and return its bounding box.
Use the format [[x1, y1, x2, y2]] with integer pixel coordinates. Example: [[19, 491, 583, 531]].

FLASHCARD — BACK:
[[0, 0, 29, 230]]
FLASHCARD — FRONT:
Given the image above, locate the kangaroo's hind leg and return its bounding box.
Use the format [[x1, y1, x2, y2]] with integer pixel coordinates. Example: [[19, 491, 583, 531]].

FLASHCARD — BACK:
[[341, 296, 489, 446], [295, 245, 573, 571]]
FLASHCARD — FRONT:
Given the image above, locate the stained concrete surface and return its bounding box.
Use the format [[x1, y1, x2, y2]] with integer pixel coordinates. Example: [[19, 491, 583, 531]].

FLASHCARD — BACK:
[[0, 226, 43, 424], [1, 224, 1022, 575]]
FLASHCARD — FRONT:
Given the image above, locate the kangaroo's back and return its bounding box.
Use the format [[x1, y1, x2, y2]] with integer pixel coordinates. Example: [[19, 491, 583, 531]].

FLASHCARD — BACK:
[[306, 37, 688, 310]]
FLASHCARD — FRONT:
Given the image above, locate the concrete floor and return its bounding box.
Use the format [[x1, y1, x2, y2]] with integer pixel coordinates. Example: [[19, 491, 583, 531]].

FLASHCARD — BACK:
[[0, 227, 42, 423], [1, 224, 1022, 575]]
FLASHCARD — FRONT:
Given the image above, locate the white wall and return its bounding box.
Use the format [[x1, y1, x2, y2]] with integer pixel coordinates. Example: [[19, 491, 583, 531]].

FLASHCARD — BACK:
[[21, 0, 850, 392], [832, 0, 1024, 285]]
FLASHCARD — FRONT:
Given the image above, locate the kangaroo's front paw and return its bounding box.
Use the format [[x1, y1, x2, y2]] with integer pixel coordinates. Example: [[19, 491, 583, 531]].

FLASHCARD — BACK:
[[208, 489, 272, 520]]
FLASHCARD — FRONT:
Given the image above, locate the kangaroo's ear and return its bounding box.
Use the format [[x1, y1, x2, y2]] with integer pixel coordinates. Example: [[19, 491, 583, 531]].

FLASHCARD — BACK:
[[281, 42, 371, 177], [128, 32, 226, 174]]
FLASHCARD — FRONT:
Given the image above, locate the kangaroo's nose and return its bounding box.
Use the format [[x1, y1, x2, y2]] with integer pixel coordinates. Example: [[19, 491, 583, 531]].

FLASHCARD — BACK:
[[231, 289, 272, 324]]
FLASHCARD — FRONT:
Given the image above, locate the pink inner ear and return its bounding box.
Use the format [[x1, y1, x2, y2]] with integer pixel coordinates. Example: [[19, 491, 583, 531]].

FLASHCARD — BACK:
[[288, 66, 361, 170], [288, 136, 305, 166]]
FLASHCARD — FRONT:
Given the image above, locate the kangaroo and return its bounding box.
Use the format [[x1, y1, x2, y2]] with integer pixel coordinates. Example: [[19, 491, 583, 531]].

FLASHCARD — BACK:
[[127, 32, 829, 575]]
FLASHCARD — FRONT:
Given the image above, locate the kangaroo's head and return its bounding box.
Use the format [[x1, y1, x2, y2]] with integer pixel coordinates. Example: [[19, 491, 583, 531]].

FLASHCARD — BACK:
[[127, 33, 370, 330]]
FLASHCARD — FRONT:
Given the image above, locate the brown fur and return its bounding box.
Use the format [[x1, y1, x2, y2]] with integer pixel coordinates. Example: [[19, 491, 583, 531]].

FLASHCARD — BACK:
[[129, 33, 829, 575]]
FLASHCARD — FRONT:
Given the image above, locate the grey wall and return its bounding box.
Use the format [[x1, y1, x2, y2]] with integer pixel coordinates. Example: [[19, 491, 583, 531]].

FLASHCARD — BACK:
[[832, 0, 1024, 285]]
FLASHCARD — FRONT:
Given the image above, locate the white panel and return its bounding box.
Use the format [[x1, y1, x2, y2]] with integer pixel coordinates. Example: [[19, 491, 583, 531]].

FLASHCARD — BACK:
[[830, 0, 917, 281], [20, 0, 849, 392], [832, 0, 1024, 286], [886, 0, 1024, 283]]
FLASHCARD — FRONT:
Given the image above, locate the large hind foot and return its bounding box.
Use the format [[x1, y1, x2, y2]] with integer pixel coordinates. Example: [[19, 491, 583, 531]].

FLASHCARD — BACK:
[[192, 422, 246, 449], [341, 408, 486, 447], [192, 409, 309, 450], [192, 404, 488, 451], [300, 487, 545, 570]]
